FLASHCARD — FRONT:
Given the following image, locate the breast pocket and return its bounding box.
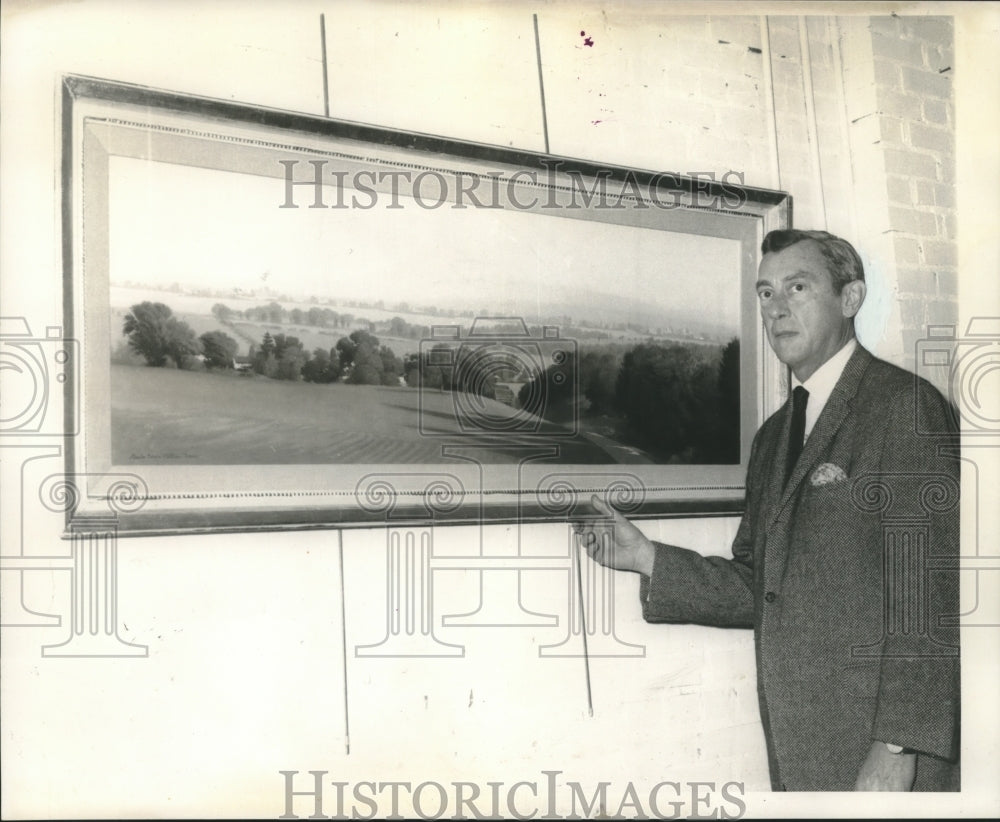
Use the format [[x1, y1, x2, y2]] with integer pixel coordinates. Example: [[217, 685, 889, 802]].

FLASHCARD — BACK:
[[796, 476, 857, 522], [788, 476, 883, 571]]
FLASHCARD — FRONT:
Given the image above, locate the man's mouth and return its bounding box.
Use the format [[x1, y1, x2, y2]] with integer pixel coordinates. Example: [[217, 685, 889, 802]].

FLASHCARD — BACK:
[[773, 330, 798, 339]]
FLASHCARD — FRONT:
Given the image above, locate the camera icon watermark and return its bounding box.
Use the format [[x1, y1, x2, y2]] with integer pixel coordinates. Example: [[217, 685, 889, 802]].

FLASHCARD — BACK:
[[915, 317, 1000, 436], [0, 317, 79, 436], [417, 317, 578, 439]]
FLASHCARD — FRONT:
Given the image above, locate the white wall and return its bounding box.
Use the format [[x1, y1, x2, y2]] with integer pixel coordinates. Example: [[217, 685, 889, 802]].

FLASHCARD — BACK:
[[2, 2, 997, 818]]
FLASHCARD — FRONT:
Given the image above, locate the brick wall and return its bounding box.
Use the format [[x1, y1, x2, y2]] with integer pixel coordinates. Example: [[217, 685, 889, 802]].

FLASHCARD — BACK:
[[870, 15, 957, 375], [770, 14, 955, 378], [546, 13, 955, 381]]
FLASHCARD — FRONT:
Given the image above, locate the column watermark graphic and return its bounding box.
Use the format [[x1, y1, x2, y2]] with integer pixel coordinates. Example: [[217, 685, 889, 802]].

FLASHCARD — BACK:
[[348, 468, 649, 661], [914, 318, 1000, 629], [532, 472, 646, 659], [346, 318, 647, 668], [0, 317, 147, 657], [849, 472, 961, 658]]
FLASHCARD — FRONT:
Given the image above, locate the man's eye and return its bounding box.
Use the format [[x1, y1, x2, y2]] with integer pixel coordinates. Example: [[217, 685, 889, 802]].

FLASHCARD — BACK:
[[791, 283, 806, 292], [758, 290, 772, 300]]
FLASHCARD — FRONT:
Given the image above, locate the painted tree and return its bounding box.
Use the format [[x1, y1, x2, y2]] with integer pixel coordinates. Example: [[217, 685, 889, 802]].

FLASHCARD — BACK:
[[211, 302, 235, 323], [302, 347, 339, 383], [334, 329, 403, 386], [616, 342, 719, 463], [199, 330, 240, 369], [714, 338, 741, 464], [122, 301, 201, 367]]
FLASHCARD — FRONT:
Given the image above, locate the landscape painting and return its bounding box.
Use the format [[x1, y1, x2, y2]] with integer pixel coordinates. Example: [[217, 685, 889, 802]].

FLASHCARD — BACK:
[[108, 156, 742, 468], [64, 75, 788, 531]]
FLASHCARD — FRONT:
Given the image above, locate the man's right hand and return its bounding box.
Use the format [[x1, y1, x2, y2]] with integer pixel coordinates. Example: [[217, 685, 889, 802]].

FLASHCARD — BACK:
[[573, 494, 656, 577]]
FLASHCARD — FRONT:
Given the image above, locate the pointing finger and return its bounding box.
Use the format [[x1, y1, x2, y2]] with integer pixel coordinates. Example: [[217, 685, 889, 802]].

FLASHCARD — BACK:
[[590, 494, 613, 519]]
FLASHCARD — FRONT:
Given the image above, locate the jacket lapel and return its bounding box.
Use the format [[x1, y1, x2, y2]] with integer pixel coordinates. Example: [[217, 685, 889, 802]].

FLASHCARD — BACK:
[[767, 345, 873, 529], [762, 395, 793, 525]]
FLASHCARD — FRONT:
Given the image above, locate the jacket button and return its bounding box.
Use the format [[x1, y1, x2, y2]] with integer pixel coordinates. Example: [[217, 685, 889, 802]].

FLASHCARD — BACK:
[[764, 591, 777, 603]]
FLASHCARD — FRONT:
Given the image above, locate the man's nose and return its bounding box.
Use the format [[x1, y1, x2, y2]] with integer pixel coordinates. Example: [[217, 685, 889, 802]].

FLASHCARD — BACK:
[[764, 291, 790, 320]]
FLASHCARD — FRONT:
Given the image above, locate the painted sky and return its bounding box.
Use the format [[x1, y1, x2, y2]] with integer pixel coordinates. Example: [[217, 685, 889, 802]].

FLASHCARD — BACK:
[[109, 155, 740, 332]]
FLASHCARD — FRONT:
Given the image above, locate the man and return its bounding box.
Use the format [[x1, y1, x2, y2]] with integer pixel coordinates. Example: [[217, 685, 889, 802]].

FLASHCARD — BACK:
[[578, 229, 960, 791]]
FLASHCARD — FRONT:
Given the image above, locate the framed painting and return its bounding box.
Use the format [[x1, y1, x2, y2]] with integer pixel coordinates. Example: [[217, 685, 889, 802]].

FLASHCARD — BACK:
[[61, 74, 790, 534]]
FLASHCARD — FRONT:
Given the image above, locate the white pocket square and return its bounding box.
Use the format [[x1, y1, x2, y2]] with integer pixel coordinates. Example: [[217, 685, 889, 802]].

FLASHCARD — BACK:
[[810, 462, 848, 486]]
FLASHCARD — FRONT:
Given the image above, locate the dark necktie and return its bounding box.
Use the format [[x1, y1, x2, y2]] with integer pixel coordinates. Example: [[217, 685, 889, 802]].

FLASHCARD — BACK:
[[784, 386, 809, 488]]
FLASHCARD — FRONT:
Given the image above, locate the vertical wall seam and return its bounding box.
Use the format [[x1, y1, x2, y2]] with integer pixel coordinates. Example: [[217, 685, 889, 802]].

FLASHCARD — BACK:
[[759, 16, 783, 191], [799, 16, 828, 229], [829, 16, 860, 243]]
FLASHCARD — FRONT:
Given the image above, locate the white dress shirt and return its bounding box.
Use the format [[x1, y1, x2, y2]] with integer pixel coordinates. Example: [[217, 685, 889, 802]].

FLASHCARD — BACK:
[[791, 337, 858, 442]]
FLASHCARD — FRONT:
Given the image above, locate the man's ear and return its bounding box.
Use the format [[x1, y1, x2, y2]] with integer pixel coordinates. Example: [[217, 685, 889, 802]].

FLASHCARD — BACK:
[[841, 279, 866, 318]]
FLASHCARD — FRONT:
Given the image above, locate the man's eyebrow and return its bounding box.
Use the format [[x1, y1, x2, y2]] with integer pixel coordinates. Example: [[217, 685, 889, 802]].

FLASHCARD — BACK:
[[755, 269, 819, 289]]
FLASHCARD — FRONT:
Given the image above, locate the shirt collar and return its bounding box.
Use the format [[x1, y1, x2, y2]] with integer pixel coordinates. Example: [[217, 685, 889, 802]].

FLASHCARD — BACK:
[[792, 337, 857, 438]]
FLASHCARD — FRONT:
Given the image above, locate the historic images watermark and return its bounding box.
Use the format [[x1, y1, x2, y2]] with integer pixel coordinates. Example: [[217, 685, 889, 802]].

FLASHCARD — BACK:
[[278, 159, 748, 212], [278, 770, 747, 820]]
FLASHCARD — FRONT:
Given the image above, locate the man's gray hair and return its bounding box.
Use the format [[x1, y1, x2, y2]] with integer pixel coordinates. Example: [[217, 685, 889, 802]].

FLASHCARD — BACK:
[[761, 229, 865, 293]]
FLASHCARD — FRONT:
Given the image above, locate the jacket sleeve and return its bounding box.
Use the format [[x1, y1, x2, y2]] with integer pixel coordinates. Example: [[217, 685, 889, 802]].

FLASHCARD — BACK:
[[638, 519, 755, 628], [637, 430, 762, 628], [869, 380, 960, 762]]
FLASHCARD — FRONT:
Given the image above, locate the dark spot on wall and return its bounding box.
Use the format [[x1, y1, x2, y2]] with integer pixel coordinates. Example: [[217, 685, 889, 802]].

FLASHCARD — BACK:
[[748, 46, 762, 54]]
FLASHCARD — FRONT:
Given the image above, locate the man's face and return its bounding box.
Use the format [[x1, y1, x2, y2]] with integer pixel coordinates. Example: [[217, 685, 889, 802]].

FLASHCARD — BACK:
[[756, 240, 865, 382]]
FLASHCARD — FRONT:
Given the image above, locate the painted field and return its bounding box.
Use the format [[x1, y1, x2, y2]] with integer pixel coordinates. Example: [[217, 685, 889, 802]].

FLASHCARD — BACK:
[[110, 364, 617, 465]]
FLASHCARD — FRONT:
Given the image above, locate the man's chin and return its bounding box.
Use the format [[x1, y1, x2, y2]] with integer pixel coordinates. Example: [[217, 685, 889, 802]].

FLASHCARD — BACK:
[[770, 338, 801, 364]]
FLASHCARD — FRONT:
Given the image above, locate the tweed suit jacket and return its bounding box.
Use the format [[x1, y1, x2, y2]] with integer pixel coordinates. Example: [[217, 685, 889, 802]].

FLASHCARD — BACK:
[[640, 345, 960, 791]]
